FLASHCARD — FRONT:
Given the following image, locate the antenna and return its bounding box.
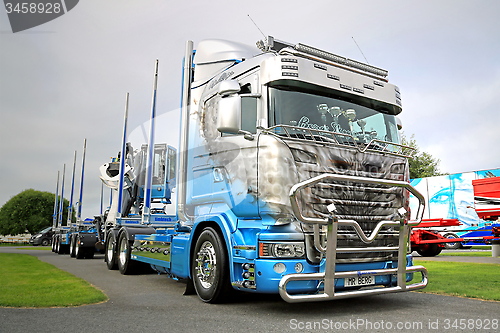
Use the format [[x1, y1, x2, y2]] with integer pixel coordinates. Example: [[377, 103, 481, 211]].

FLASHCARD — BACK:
[[352, 37, 369, 64], [248, 14, 266, 39]]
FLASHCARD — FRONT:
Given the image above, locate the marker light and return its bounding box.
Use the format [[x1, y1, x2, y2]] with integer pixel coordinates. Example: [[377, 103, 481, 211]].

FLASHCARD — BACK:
[[274, 263, 286, 274]]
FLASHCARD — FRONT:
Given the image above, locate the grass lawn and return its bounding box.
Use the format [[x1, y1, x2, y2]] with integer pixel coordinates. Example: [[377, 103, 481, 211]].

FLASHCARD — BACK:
[[0, 243, 52, 250], [469, 246, 492, 250], [0, 253, 107, 307], [17, 246, 52, 251], [439, 251, 493, 257], [412, 260, 500, 301]]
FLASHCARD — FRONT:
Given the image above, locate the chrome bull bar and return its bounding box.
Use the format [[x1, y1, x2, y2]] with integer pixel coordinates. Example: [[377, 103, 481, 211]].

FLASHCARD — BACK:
[[280, 174, 427, 303]]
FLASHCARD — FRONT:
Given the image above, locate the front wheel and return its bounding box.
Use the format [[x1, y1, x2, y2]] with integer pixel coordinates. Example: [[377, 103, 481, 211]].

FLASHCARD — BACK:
[[191, 227, 232, 303], [41, 238, 50, 247]]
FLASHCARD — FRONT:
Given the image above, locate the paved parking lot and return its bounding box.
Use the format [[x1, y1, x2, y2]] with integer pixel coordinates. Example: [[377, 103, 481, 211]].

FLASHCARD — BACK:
[[1, 247, 499, 333]]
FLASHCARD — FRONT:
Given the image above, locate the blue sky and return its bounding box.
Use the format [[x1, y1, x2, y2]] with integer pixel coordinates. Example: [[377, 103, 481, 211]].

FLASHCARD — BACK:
[[1, 0, 499, 219]]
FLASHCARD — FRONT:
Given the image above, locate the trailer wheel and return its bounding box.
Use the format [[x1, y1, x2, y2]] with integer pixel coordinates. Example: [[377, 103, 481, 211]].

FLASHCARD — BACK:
[[69, 234, 76, 257], [416, 243, 442, 257], [117, 232, 137, 275], [56, 236, 63, 254], [51, 235, 56, 252], [53, 235, 58, 252], [192, 227, 231, 303], [75, 236, 85, 259], [443, 233, 461, 250], [105, 231, 118, 270]]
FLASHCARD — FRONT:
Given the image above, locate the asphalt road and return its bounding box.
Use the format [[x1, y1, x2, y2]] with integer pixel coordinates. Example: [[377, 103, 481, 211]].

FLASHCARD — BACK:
[[1, 247, 499, 333]]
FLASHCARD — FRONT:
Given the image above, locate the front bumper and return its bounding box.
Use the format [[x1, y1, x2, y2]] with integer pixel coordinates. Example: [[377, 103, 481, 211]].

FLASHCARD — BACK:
[[278, 260, 427, 303], [248, 255, 424, 296], [278, 173, 428, 303]]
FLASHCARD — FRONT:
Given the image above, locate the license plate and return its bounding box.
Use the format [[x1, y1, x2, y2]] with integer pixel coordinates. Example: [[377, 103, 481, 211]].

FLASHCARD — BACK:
[[344, 275, 375, 287]]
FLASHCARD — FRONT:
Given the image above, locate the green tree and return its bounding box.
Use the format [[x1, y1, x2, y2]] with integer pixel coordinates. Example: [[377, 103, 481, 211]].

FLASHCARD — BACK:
[[0, 189, 75, 235], [401, 133, 444, 179]]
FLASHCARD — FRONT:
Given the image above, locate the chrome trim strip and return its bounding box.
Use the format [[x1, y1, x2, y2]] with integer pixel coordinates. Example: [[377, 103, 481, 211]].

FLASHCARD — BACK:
[[177, 41, 194, 223]]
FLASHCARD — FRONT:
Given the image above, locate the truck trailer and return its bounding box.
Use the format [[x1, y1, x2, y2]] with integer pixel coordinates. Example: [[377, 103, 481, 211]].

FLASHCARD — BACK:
[[409, 169, 500, 252], [97, 36, 428, 303]]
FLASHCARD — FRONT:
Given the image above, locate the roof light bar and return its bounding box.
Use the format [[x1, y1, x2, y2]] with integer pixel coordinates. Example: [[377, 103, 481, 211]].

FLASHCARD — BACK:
[[258, 36, 389, 78], [294, 43, 388, 78]]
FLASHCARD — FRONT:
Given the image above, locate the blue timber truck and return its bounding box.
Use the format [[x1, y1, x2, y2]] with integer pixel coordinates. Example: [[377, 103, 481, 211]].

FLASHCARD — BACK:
[[51, 141, 97, 258], [101, 37, 428, 303]]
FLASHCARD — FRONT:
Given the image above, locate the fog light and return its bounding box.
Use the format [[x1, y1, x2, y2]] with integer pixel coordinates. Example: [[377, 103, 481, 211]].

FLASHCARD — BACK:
[[273, 262, 286, 274], [295, 262, 303, 273]]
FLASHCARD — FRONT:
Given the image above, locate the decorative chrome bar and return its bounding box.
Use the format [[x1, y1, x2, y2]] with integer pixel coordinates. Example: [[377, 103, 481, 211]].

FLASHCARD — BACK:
[[264, 124, 415, 158]]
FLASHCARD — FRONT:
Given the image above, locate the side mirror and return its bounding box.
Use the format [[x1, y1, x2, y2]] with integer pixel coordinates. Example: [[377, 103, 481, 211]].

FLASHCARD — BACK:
[[218, 80, 240, 97], [396, 117, 403, 130], [217, 94, 241, 134]]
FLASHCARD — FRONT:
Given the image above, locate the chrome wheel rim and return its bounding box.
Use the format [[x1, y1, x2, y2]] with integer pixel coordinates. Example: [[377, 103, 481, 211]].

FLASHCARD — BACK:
[[195, 241, 217, 289], [106, 237, 114, 262], [119, 238, 127, 266]]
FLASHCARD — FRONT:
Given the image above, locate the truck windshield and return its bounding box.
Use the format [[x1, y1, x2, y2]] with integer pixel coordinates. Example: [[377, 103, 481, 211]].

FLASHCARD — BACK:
[[268, 86, 400, 145]]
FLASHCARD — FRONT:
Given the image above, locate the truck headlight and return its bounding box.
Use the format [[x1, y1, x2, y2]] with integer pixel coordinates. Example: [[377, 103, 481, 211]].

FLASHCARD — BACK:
[[259, 242, 305, 259]]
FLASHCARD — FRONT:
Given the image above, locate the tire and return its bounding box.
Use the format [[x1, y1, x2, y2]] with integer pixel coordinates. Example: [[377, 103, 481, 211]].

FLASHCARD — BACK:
[[117, 232, 137, 275], [191, 227, 232, 303], [105, 231, 118, 270], [41, 238, 49, 247], [443, 233, 461, 250], [85, 249, 95, 259], [69, 234, 76, 258], [416, 243, 442, 257], [52, 235, 57, 252], [75, 236, 85, 259], [56, 236, 63, 254]]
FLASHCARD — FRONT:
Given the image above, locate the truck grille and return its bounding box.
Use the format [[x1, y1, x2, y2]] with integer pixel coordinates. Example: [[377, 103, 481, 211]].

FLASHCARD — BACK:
[[286, 138, 408, 263]]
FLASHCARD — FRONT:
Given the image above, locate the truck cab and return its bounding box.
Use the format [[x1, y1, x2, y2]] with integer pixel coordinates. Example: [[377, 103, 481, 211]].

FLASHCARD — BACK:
[[173, 37, 427, 302]]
